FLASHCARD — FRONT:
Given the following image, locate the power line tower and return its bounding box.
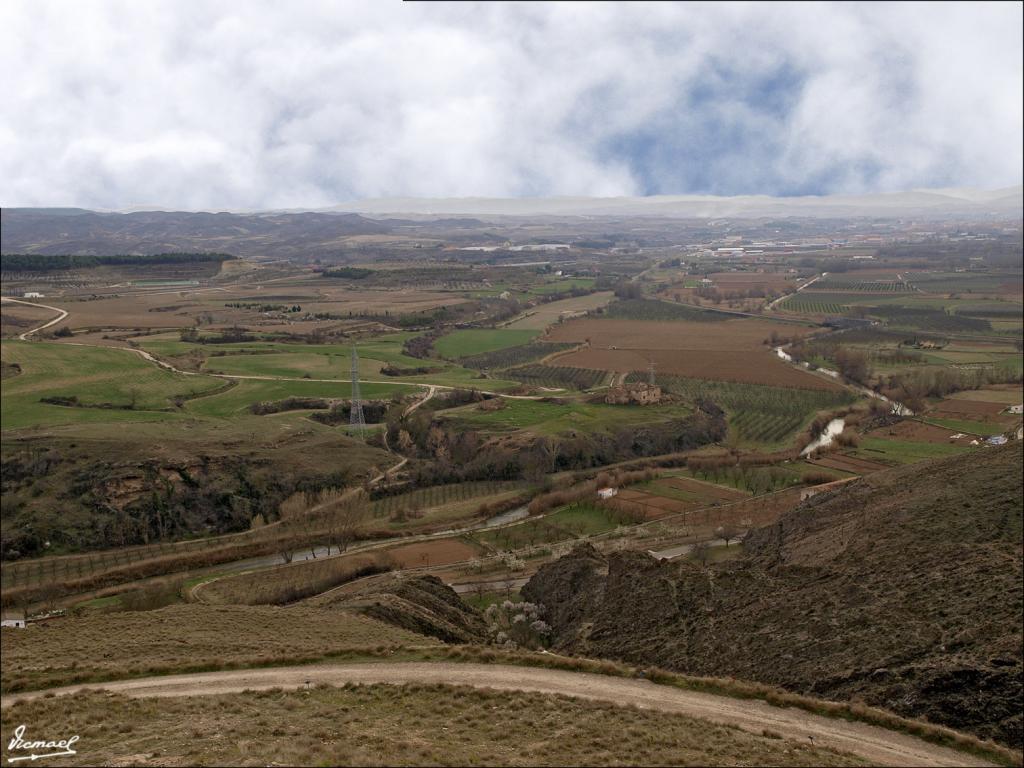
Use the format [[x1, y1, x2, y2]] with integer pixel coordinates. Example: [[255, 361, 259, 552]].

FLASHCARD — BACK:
[[349, 346, 366, 438]]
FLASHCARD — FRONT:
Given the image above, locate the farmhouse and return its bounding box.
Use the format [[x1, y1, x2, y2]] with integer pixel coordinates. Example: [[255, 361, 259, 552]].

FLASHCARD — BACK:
[[605, 382, 662, 406], [1, 609, 26, 629], [1006, 404, 1023, 415], [597, 487, 618, 500], [22, 291, 44, 298]]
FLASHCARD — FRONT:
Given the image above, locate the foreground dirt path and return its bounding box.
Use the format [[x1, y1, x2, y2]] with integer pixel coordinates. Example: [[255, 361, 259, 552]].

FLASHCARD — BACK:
[[0, 662, 992, 767]]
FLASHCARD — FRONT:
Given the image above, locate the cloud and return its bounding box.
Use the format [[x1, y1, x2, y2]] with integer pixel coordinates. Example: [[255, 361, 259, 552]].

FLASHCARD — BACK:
[[0, 0, 1020, 209]]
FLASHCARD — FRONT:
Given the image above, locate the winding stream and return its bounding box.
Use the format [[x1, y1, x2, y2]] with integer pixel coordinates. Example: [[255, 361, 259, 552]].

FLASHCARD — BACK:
[[773, 347, 914, 455]]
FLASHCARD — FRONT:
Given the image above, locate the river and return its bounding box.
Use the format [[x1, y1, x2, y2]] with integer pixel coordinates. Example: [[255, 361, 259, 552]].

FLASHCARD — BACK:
[[773, 347, 913, 417], [800, 417, 846, 457]]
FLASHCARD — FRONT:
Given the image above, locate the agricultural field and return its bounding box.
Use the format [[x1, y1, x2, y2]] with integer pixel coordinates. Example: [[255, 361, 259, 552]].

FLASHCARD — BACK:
[[437, 396, 698, 436], [503, 291, 614, 330], [503, 363, 608, 390], [704, 271, 798, 292], [185, 379, 412, 419], [852, 436, 972, 464], [543, 314, 836, 390], [433, 328, 539, 358], [472, 502, 623, 550], [813, 274, 914, 292], [555, 347, 840, 390], [611, 475, 748, 520], [459, 341, 576, 370], [603, 298, 734, 322], [371, 480, 527, 530], [0, 340, 224, 430], [528, 277, 596, 294], [545, 316, 813, 351], [21, 281, 468, 338], [865, 419, 984, 446], [640, 375, 856, 446], [137, 333, 523, 392], [777, 293, 850, 315]]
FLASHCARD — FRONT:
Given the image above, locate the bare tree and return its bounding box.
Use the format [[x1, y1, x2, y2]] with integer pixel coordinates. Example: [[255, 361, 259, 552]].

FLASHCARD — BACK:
[[325, 497, 370, 556], [716, 524, 741, 547]]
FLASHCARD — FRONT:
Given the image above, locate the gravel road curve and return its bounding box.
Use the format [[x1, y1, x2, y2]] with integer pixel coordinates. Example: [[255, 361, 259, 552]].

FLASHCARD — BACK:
[[0, 662, 993, 767]]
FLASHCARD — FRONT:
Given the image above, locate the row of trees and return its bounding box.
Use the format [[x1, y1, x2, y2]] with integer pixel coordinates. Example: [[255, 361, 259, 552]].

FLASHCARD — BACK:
[[1, 252, 234, 272]]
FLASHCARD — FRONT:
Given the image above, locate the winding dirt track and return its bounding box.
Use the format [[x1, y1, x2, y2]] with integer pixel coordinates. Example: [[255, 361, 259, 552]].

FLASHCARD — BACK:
[[0, 662, 992, 767], [0, 297, 70, 340]]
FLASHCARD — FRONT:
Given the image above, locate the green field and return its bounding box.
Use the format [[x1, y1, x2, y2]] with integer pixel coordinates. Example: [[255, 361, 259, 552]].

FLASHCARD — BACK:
[[139, 334, 522, 391], [434, 329, 540, 358], [923, 417, 1008, 437], [473, 501, 620, 550], [185, 378, 415, 418], [529, 278, 596, 294], [0, 341, 224, 430], [855, 437, 971, 464]]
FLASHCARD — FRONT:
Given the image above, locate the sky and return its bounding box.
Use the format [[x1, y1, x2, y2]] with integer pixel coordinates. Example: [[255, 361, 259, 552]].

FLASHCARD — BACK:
[[1, 1, 1021, 210]]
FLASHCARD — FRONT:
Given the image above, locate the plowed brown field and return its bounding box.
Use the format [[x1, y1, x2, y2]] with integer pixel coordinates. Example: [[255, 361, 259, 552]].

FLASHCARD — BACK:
[[544, 316, 836, 389], [386, 539, 481, 569], [545, 317, 811, 351], [807, 454, 889, 474]]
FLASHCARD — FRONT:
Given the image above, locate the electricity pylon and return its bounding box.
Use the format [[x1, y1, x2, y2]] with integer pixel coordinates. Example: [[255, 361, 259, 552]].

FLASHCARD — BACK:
[[350, 346, 365, 438]]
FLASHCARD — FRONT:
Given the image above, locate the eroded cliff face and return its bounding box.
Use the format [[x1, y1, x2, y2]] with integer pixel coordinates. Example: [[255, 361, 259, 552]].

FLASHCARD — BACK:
[[522, 444, 1024, 749]]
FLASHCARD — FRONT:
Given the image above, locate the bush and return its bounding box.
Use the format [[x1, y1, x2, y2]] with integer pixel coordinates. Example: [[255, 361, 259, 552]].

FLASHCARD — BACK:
[[484, 600, 551, 649]]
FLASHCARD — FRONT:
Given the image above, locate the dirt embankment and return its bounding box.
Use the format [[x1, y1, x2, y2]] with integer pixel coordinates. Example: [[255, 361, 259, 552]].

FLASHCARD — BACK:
[[522, 443, 1024, 749], [313, 574, 487, 644]]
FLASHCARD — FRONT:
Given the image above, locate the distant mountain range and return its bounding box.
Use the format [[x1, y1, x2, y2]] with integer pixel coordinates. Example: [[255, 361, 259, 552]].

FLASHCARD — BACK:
[[334, 186, 1023, 218], [2, 186, 1019, 258], [0, 209, 393, 258]]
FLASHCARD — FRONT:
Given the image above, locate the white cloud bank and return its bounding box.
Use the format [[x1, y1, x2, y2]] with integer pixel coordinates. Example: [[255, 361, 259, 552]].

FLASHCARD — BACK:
[[0, 1, 1020, 209]]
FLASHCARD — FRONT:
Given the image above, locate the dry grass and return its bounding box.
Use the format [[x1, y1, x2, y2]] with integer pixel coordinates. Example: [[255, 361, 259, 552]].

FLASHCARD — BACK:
[[0, 684, 866, 767], [0, 605, 438, 692]]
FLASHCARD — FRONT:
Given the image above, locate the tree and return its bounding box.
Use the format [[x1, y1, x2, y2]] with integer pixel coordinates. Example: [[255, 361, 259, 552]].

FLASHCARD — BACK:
[[716, 524, 741, 547], [691, 541, 711, 566], [325, 497, 370, 555]]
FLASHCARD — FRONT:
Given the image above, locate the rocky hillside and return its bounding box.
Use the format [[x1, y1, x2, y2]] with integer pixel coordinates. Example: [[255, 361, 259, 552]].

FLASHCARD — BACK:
[[522, 443, 1023, 748]]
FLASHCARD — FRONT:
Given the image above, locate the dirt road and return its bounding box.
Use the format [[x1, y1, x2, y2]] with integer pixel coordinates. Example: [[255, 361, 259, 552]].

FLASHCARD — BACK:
[[0, 662, 990, 767], [0, 297, 70, 339]]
